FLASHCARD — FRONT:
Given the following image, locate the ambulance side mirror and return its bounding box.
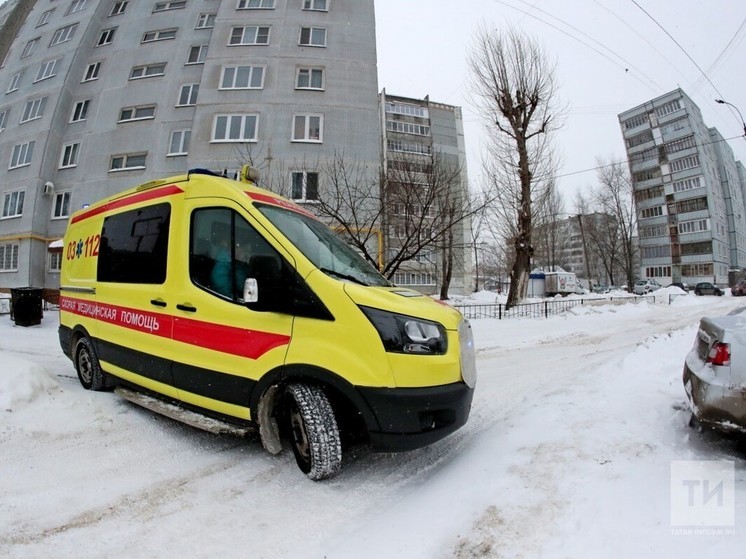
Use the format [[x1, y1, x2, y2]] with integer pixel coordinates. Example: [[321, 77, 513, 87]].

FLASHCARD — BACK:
[[243, 278, 258, 303], [244, 255, 282, 312]]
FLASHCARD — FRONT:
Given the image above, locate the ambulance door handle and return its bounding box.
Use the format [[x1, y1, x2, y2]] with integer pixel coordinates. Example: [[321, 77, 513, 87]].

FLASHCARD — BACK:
[[150, 299, 167, 308], [176, 303, 197, 313]]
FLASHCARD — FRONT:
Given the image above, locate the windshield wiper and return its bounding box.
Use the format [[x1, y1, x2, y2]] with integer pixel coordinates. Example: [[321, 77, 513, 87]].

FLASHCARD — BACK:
[[319, 267, 367, 286]]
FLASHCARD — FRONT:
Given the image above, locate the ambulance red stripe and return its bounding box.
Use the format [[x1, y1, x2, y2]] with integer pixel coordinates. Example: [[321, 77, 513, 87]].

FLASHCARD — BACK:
[[71, 184, 184, 224]]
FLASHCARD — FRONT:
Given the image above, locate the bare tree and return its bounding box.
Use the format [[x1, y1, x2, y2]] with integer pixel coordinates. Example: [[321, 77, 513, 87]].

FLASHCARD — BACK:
[[532, 184, 567, 271], [469, 26, 563, 308]]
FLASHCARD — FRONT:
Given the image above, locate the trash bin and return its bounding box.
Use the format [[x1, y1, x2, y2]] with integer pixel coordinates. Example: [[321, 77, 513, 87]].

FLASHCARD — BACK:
[[10, 287, 43, 327]]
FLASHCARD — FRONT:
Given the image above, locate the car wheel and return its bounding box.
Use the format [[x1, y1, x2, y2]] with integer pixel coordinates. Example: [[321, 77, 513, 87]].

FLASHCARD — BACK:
[[695, 290, 701, 296], [284, 383, 342, 480], [74, 336, 112, 391]]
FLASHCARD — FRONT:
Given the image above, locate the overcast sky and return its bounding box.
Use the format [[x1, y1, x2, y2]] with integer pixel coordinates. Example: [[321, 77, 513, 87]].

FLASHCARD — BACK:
[[375, 0, 746, 205]]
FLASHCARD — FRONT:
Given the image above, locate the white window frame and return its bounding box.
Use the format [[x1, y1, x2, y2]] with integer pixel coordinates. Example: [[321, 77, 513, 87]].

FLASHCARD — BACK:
[[82, 62, 101, 82], [35, 59, 60, 82], [21, 38, 39, 59], [290, 171, 319, 202], [2, 189, 25, 218], [196, 13, 216, 29], [50, 23, 78, 46], [59, 142, 80, 168], [110, 1, 128, 16], [0, 108, 8, 132], [303, 0, 327, 11], [142, 28, 177, 43], [52, 190, 72, 219], [49, 251, 63, 272], [119, 105, 156, 122], [299, 27, 326, 47], [177, 83, 199, 106], [153, 1, 187, 13], [237, 0, 274, 8], [0, 243, 20, 271], [186, 45, 208, 64], [37, 8, 55, 27], [7, 73, 21, 93], [70, 99, 90, 122], [211, 114, 259, 142], [97, 27, 116, 47], [129, 63, 166, 80], [10, 141, 34, 169], [109, 153, 147, 172], [292, 113, 323, 143], [295, 67, 324, 90], [229, 26, 270, 46], [20, 96, 47, 123], [219, 65, 264, 89], [168, 129, 190, 156], [66, 0, 88, 16]]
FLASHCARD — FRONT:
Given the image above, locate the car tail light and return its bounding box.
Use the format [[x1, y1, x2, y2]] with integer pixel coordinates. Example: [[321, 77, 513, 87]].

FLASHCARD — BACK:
[[706, 342, 731, 366]]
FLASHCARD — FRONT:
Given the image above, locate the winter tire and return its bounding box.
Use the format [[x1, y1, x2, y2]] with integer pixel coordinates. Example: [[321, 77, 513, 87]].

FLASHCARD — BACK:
[[285, 383, 342, 481], [74, 337, 110, 391]]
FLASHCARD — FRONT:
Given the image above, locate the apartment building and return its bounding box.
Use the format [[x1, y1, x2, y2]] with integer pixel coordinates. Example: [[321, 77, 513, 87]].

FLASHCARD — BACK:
[[618, 88, 746, 286]]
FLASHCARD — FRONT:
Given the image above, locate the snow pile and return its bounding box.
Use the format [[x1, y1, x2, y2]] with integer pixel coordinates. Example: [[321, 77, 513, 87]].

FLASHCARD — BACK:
[[0, 354, 60, 410]]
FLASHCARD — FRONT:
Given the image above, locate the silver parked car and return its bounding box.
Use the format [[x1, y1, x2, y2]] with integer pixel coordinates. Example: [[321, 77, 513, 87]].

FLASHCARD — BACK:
[[683, 307, 746, 433], [633, 278, 661, 295]]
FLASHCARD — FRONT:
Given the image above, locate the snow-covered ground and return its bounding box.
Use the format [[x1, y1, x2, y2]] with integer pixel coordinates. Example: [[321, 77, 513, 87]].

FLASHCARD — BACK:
[[1, 289, 744, 558]]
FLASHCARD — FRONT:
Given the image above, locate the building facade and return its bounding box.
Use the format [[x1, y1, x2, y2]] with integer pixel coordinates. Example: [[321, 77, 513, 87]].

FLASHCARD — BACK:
[[380, 91, 471, 295], [0, 0, 382, 291], [618, 88, 746, 287]]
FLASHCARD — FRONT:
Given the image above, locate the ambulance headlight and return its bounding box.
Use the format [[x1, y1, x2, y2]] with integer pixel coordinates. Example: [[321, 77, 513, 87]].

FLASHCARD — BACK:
[[360, 306, 447, 355]]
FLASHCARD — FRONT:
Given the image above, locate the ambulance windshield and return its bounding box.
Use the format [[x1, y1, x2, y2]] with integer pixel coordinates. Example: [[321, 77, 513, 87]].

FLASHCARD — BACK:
[[256, 204, 392, 287]]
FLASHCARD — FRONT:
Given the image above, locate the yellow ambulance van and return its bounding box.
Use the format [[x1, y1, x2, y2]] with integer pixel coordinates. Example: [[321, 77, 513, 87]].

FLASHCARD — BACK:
[[59, 168, 476, 479]]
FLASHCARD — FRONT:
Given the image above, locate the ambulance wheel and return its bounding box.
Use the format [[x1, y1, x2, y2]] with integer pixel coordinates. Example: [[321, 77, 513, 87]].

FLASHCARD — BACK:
[[74, 337, 109, 391], [285, 383, 342, 481]]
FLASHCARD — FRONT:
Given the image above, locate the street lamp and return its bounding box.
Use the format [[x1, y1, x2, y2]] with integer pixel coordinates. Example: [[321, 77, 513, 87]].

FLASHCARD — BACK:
[[715, 99, 746, 137]]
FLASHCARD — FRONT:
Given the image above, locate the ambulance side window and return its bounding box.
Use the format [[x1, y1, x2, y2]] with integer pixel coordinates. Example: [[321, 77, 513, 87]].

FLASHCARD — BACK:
[[189, 208, 281, 302], [98, 203, 170, 284]]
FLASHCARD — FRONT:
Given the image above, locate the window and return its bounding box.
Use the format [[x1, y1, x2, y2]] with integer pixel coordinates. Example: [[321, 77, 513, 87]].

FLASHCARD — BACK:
[[644, 266, 671, 279], [385, 102, 429, 118], [35, 59, 60, 82], [82, 62, 101, 82], [212, 114, 258, 142], [110, 1, 128, 16], [109, 153, 147, 171], [622, 113, 648, 130], [97, 28, 116, 46], [220, 66, 264, 89], [237, 0, 274, 8], [672, 176, 703, 193], [640, 206, 663, 219], [21, 38, 39, 59], [680, 242, 712, 257], [177, 83, 199, 106], [60, 143, 80, 168], [626, 131, 652, 149], [303, 0, 327, 11], [675, 197, 708, 215], [678, 219, 709, 235], [634, 185, 663, 203], [21, 96, 48, 123], [66, 0, 88, 15], [387, 139, 431, 155], [2, 190, 25, 218], [130, 63, 166, 79], [663, 135, 696, 155], [37, 8, 55, 27], [7, 73, 21, 93], [681, 263, 713, 277], [9, 141, 35, 169], [0, 243, 19, 271], [196, 13, 216, 28], [299, 27, 326, 47], [656, 99, 682, 118], [292, 114, 322, 142], [70, 99, 90, 122], [153, 1, 187, 13], [98, 203, 170, 283], [119, 105, 156, 122], [296, 67, 323, 90], [291, 171, 318, 201], [229, 26, 270, 45], [0, 108, 8, 132], [52, 191, 71, 219], [386, 120, 430, 136], [186, 45, 208, 64], [669, 154, 700, 173], [49, 251, 63, 272], [142, 28, 177, 43], [641, 245, 671, 259], [168, 130, 190, 155], [50, 23, 78, 46]]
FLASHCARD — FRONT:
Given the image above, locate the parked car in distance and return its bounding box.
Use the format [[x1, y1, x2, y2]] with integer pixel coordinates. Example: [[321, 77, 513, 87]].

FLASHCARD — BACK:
[[683, 307, 746, 433], [668, 282, 689, 293], [731, 279, 746, 296], [632, 279, 661, 295], [592, 284, 609, 294], [694, 282, 724, 296]]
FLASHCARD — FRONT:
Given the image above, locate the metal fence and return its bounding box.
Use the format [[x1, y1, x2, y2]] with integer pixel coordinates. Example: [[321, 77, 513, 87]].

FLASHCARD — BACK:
[[452, 295, 658, 320], [0, 298, 9, 316]]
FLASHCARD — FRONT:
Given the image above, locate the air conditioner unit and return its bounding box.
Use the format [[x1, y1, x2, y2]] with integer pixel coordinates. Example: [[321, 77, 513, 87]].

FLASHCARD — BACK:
[[43, 181, 54, 196]]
